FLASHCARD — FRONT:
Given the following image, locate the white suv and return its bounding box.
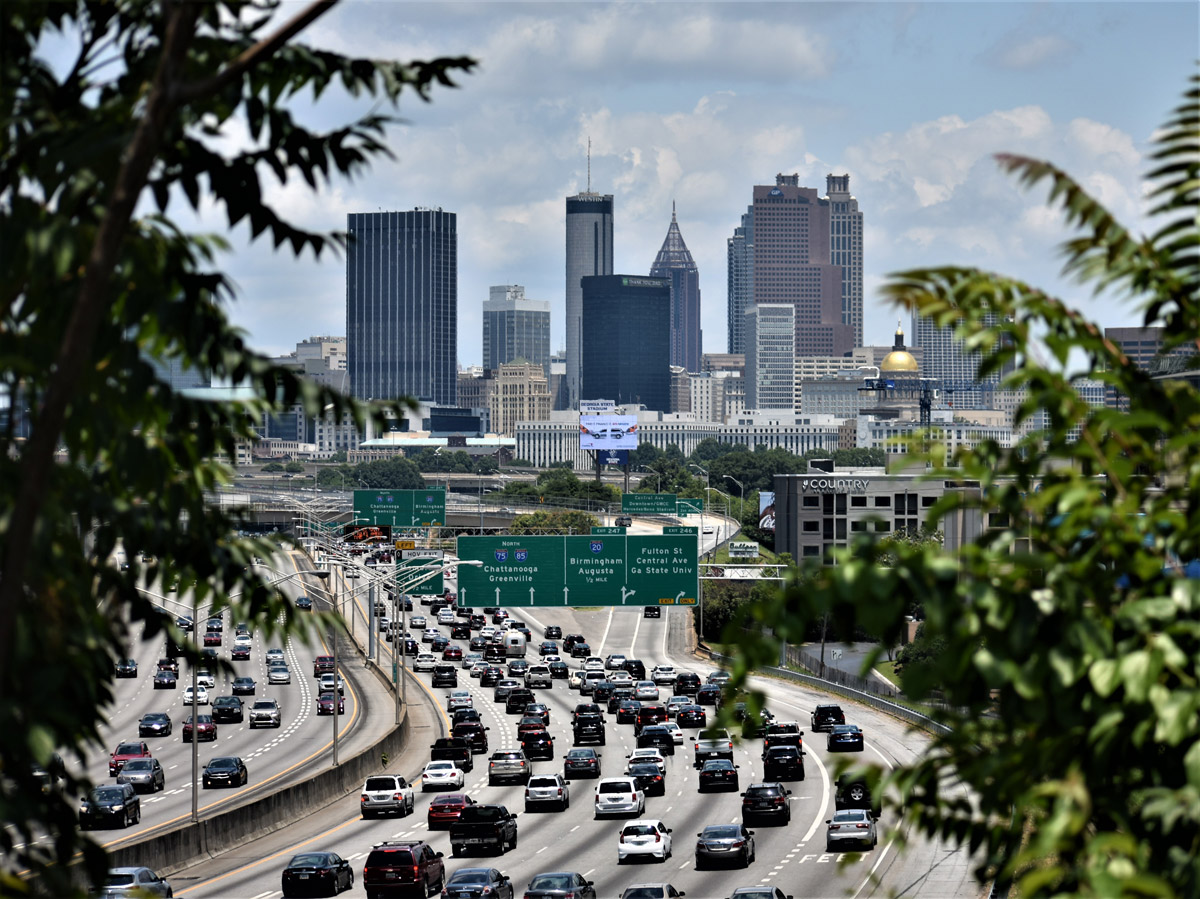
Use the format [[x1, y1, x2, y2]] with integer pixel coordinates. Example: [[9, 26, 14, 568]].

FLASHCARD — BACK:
[[525, 666, 552, 689], [525, 773, 570, 811], [594, 777, 645, 819], [651, 666, 677, 686], [360, 774, 414, 818], [413, 653, 436, 672]]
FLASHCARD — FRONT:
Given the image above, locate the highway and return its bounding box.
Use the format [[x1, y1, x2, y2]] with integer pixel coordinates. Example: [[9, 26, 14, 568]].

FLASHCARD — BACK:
[[157, 598, 981, 898]]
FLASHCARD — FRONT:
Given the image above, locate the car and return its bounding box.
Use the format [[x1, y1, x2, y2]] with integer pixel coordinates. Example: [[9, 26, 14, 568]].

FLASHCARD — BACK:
[[267, 664, 292, 685], [116, 757, 165, 793], [480, 665, 503, 686], [422, 627, 440, 644], [318, 672, 344, 695], [642, 606, 661, 618], [548, 660, 569, 680], [525, 702, 551, 725], [702, 525, 714, 534], [563, 747, 601, 779], [413, 653, 437, 672], [618, 819, 673, 863], [741, 782, 792, 825], [634, 705, 668, 735], [561, 633, 585, 651], [664, 695, 690, 718], [616, 699, 642, 724], [706, 670, 732, 686], [79, 784, 140, 829], [138, 712, 172, 738], [430, 634, 450, 653], [594, 777, 645, 819], [212, 696, 244, 723], [762, 746, 805, 781], [427, 792, 475, 828], [422, 760, 466, 791], [695, 684, 722, 706], [362, 841, 445, 899], [360, 774, 415, 818], [693, 729, 735, 768], [524, 872, 596, 899], [507, 658, 530, 676], [293, 594, 314, 611], [94, 866, 174, 898], [432, 664, 458, 688], [231, 645, 251, 661], [583, 657, 605, 672], [826, 807, 878, 851], [569, 642, 591, 659], [605, 654, 627, 670], [827, 723, 864, 752], [280, 851, 352, 897], [151, 670, 177, 690], [592, 681, 616, 703], [636, 725, 676, 755], [521, 729, 556, 761], [486, 749, 530, 786], [698, 759, 740, 792], [573, 713, 605, 746], [463, 652, 484, 670], [115, 658, 138, 678], [694, 823, 755, 869], [651, 665, 676, 686], [249, 698, 282, 728], [811, 703, 845, 732], [410, 615, 428, 629], [677, 705, 706, 729], [492, 678, 520, 702], [543, 625, 563, 639], [316, 692, 345, 715], [182, 714, 217, 742], [761, 721, 804, 755], [634, 681, 660, 702], [232, 676, 257, 695], [442, 868, 514, 899], [454, 720, 491, 754], [626, 748, 666, 774], [195, 666, 216, 688], [447, 689, 473, 712], [181, 685, 209, 706], [725, 889, 791, 899], [525, 773, 570, 811], [525, 665, 552, 689], [625, 762, 666, 797], [619, 886, 685, 899], [674, 672, 701, 696], [443, 645, 464, 662], [266, 647, 285, 664], [202, 629, 222, 647], [623, 659, 648, 680], [175, 615, 194, 631], [108, 741, 151, 776], [202, 756, 248, 788]]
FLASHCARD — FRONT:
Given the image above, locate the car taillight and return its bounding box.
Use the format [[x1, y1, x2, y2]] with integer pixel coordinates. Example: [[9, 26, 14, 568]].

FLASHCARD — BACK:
[[557, 788, 563, 796], [856, 822, 870, 829], [360, 795, 368, 803], [413, 865, 420, 879], [775, 796, 787, 805], [731, 839, 745, 848], [655, 832, 661, 842], [619, 833, 626, 842]]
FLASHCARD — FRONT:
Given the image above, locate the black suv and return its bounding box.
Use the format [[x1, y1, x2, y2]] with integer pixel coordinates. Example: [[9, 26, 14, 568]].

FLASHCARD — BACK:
[[741, 782, 793, 824], [453, 720, 490, 754], [570, 641, 591, 659], [623, 659, 647, 680], [811, 704, 845, 732], [430, 737, 474, 773], [572, 713, 606, 746], [543, 625, 562, 639], [211, 696, 244, 723], [762, 722, 803, 755], [505, 689, 535, 715], [432, 665, 458, 688], [636, 725, 676, 755], [674, 672, 702, 695], [362, 841, 445, 898], [763, 745, 805, 781], [835, 773, 880, 817]]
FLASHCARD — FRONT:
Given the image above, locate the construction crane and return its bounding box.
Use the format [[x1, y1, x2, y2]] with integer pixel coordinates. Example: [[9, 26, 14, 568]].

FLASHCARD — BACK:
[[858, 378, 996, 427]]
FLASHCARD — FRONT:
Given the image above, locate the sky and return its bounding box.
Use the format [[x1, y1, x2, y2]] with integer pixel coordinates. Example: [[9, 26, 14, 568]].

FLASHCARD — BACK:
[[172, 1, 1197, 365]]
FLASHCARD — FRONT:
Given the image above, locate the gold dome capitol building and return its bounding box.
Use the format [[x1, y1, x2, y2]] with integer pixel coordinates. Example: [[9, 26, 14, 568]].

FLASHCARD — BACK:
[[880, 321, 919, 374]]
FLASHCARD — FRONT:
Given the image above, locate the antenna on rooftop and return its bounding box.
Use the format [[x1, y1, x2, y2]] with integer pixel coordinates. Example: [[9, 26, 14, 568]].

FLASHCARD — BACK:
[[587, 136, 591, 193]]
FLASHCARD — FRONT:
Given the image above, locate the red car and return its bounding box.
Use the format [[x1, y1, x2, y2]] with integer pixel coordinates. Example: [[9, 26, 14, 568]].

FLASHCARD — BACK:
[[313, 655, 335, 677], [108, 741, 152, 776], [426, 792, 475, 829], [202, 630, 221, 647], [182, 715, 217, 742], [231, 646, 250, 661], [442, 645, 463, 662], [316, 692, 345, 715]]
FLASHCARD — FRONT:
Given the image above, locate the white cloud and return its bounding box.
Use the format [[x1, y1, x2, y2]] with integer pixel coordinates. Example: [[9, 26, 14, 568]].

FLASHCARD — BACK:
[[982, 31, 1079, 71]]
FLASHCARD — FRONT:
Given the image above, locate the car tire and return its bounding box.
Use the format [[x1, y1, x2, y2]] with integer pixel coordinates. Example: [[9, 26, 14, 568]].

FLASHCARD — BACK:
[[694, 856, 704, 870], [451, 845, 463, 857]]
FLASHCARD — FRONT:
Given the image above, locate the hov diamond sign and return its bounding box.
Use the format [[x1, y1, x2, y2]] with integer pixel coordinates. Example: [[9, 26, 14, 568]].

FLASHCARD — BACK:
[[456, 533, 698, 607]]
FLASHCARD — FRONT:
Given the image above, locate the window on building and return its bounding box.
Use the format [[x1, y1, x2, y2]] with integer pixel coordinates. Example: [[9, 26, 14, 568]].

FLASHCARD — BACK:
[[803, 520, 819, 533], [803, 496, 819, 508], [989, 512, 1010, 529], [874, 496, 891, 508], [802, 545, 820, 557], [835, 520, 847, 540], [850, 520, 865, 532], [823, 519, 834, 540], [851, 496, 867, 507]]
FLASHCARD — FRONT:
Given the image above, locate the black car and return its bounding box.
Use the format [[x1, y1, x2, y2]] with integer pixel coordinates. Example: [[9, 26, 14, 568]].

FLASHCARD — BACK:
[[432, 665, 458, 688], [569, 642, 591, 659], [175, 615, 194, 631], [548, 660, 569, 679], [677, 705, 707, 729], [616, 699, 642, 724], [695, 684, 722, 706], [152, 670, 177, 690], [573, 713, 605, 746], [539, 641, 558, 656], [138, 712, 172, 737], [443, 867, 514, 899], [827, 724, 864, 752], [642, 606, 660, 618], [699, 759, 740, 792], [452, 624, 472, 640], [543, 625, 562, 639], [607, 688, 634, 714], [626, 762, 666, 796], [763, 746, 805, 781], [79, 783, 140, 829], [636, 725, 676, 755], [470, 636, 489, 652], [294, 594, 313, 611], [232, 676, 256, 695], [363, 841, 445, 899], [525, 703, 551, 725], [521, 730, 555, 761], [430, 635, 450, 654], [281, 850, 353, 897], [695, 823, 755, 869], [622, 659, 647, 680], [202, 756, 248, 788], [454, 720, 490, 754], [524, 872, 596, 899], [505, 689, 535, 714], [810, 704, 845, 732], [741, 782, 793, 825], [212, 696, 244, 723], [562, 634, 585, 652], [115, 658, 138, 678], [480, 666, 503, 687], [562, 748, 601, 779]]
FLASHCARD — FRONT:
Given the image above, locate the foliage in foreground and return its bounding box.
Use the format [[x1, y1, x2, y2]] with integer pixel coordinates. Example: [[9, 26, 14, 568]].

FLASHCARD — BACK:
[[0, 2, 472, 892], [723, 73, 1200, 896]]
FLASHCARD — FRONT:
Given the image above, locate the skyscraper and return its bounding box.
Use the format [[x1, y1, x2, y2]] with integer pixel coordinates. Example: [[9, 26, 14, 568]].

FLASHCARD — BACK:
[[911, 312, 1003, 408], [581, 275, 670, 412], [565, 191, 613, 410], [726, 205, 754, 356], [745, 304, 796, 411], [825, 174, 864, 347], [482, 285, 551, 377], [346, 209, 458, 405], [649, 204, 702, 373]]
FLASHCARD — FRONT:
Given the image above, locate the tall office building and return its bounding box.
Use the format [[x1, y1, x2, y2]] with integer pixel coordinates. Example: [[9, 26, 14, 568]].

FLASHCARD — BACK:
[[910, 312, 1004, 408], [650, 204, 702, 373], [753, 174, 852, 358], [745, 304, 797, 411], [825, 174, 864, 347], [565, 191, 614, 410], [580, 275, 671, 412], [482, 285, 551, 377], [726, 206, 754, 355], [346, 209, 457, 405]]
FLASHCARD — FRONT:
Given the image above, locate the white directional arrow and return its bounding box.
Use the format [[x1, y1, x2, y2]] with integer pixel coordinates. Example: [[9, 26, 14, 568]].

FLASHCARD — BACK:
[[529, 587, 536, 606], [495, 587, 501, 604], [563, 587, 569, 606], [620, 586, 636, 605], [459, 588, 466, 603], [676, 591, 686, 602]]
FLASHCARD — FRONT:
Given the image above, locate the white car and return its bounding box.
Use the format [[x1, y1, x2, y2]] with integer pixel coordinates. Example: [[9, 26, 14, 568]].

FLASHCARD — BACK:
[[609, 671, 633, 686], [410, 615, 427, 629], [665, 695, 690, 717], [651, 666, 677, 686], [447, 690, 473, 712], [437, 610, 455, 625], [196, 668, 215, 688], [463, 652, 484, 670], [182, 685, 209, 706], [583, 657, 605, 672], [413, 653, 437, 672], [568, 671, 585, 690], [233, 633, 252, 648], [605, 654, 627, 670], [265, 648, 285, 665], [479, 626, 497, 641], [421, 760, 465, 791], [469, 661, 488, 678], [634, 681, 660, 702], [378, 616, 391, 633], [617, 819, 673, 863], [594, 777, 646, 819], [318, 673, 345, 695], [625, 749, 666, 775], [662, 721, 684, 745], [525, 666, 552, 689], [360, 774, 415, 818], [422, 627, 441, 643]]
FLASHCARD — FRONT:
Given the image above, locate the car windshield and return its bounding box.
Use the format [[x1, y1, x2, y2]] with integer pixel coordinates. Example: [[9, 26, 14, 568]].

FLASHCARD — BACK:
[[623, 824, 658, 836], [621, 889, 664, 899], [529, 777, 558, 787], [427, 761, 454, 770], [598, 781, 633, 793], [289, 854, 328, 867], [834, 810, 867, 822], [103, 874, 137, 886], [123, 760, 153, 771], [432, 794, 465, 806], [93, 787, 124, 801], [704, 825, 742, 838], [144, 714, 166, 722], [529, 874, 575, 890], [449, 871, 491, 884], [252, 701, 275, 709], [705, 760, 734, 770], [749, 786, 782, 797], [208, 759, 236, 770], [115, 744, 142, 754], [566, 750, 593, 759]]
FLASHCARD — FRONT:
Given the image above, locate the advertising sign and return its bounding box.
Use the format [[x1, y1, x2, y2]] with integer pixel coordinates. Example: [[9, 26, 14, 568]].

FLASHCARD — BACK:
[[579, 399, 616, 415], [622, 493, 677, 514], [579, 415, 639, 450], [455, 532, 698, 608], [354, 488, 446, 528], [600, 449, 629, 467], [728, 541, 761, 559], [396, 549, 445, 596], [758, 491, 776, 533], [344, 524, 392, 543]]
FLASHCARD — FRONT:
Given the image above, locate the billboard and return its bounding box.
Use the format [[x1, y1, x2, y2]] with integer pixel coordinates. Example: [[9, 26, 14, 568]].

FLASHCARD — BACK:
[[579, 399, 616, 415], [343, 524, 392, 543], [729, 541, 760, 559], [599, 449, 629, 467], [579, 415, 639, 450], [758, 491, 776, 532]]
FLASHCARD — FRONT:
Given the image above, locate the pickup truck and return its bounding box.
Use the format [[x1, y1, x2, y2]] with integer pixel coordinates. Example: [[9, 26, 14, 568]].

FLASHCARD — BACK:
[[429, 737, 474, 773], [448, 804, 518, 856], [693, 728, 735, 769]]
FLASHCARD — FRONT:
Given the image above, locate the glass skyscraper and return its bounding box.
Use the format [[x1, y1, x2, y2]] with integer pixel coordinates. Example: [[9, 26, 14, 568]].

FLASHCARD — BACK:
[[650, 204, 702, 373], [581, 275, 670, 412], [482, 285, 551, 377], [346, 209, 457, 405], [565, 192, 613, 411]]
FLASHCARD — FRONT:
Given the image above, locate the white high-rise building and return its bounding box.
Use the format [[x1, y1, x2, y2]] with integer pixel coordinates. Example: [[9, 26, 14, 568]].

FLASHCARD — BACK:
[[825, 174, 864, 348], [745, 304, 796, 411]]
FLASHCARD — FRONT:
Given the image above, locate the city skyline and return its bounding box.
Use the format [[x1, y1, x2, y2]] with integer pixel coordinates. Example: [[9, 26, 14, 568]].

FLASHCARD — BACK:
[[163, 3, 1196, 371]]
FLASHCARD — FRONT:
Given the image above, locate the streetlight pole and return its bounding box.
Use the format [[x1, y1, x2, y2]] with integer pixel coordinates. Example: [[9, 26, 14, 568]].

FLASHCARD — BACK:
[[689, 463, 709, 546], [724, 475, 744, 518]]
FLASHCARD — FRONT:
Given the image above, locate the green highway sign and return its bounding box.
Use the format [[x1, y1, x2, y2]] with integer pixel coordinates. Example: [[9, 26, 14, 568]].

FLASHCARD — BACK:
[[676, 497, 703, 514], [354, 488, 446, 527], [621, 493, 677, 514], [663, 526, 698, 535], [456, 533, 698, 608], [396, 549, 445, 595], [592, 526, 627, 535]]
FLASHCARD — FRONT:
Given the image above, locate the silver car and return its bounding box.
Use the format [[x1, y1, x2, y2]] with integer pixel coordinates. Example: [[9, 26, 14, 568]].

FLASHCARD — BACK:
[[318, 672, 344, 695], [634, 681, 660, 702], [116, 758, 165, 793], [267, 664, 291, 685], [248, 698, 282, 728], [525, 773, 570, 811], [94, 867, 173, 898], [826, 808, 878, 851]]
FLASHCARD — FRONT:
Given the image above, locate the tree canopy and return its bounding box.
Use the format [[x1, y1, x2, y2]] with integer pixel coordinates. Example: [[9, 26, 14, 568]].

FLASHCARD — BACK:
[[0, 1, 472, 891], [721, 73, 1200, 896]]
